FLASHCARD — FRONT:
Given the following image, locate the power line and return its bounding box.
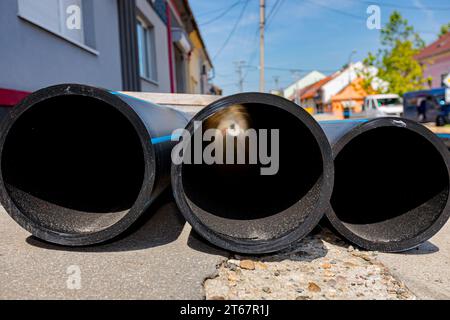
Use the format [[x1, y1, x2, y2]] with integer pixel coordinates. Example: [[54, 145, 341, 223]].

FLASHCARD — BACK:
[[213, 0, 251, 61], [230, 0, 259, 68], [304, 0, 366, 21], [196, 0, 246, 18], [303, 0, 440, 35], [242, 24, 261, 80], [357, 0, 450, 11], [266, 0, 286, 30], [245, 65, 336, 73], [266, 0, 281, 25], [234, 61, 246, 92], [199, 0, 244, 26], [215, 72, 236, 78]]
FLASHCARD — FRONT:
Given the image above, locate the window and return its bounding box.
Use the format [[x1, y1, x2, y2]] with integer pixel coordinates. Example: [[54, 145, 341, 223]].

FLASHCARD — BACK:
[[377, 98, 402, 107], [18, 0, 95, 51], [137, 19, 158, 82]]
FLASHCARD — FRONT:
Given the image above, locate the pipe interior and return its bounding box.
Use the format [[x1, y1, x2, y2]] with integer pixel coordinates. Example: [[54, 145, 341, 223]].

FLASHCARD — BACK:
[[331, 127, 449, 243], [182, 103, 324, 241], [1, 95, 145, 234]]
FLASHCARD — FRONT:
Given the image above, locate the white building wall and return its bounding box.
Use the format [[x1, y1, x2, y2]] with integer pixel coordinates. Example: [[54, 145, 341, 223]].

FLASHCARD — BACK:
[[136, 0, 171, 93], [321, 62, 387, 104], [283, 71, 326, 99]]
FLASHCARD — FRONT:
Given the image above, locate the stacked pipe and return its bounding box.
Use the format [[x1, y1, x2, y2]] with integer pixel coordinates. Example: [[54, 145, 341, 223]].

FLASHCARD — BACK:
[[0, 84, 449, 254], [0, 84, 189, 246], [171, 93, 334, 254], [321, 118, 450, 252]]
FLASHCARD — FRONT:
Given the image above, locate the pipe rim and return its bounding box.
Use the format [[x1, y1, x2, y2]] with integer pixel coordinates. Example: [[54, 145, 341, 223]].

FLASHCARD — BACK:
[[172, 93, 334, 254], [0, 84, 156, 246], [327, 117, 450, 252]]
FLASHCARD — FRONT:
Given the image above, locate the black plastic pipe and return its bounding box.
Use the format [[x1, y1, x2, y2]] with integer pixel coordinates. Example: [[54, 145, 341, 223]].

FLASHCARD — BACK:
[[320, 118, 450, 252], [436, 133, 450, 150], [0, 84, 189, 246], [172, 93, 334, 254]]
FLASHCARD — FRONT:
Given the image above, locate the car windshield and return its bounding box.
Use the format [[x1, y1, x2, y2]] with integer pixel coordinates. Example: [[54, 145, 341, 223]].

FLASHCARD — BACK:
[[377, 98, 401, 107]]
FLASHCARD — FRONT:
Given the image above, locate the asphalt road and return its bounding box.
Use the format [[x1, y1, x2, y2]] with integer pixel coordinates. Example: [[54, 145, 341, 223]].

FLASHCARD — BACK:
[[1, 191, 449, 299], [377, 221, 450, 299], [0, 193, 228, 300]]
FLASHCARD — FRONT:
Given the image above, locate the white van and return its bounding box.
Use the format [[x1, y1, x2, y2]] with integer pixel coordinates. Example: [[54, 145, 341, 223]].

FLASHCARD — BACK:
[[358, 94, 403, 118]]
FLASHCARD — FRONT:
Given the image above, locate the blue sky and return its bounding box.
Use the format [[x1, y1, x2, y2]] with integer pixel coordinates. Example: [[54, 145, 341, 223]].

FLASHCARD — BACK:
[[189, 0, 450, 95]]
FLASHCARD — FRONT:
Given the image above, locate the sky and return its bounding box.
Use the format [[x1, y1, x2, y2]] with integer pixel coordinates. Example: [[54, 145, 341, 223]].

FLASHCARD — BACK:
[[189, 0, 450, 95]]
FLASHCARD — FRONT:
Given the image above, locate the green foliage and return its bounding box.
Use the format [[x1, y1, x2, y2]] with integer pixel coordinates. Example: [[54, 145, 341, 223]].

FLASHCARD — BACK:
[[378, 41, 430, 95], [357, 53, 379, 95], [380, 11, 425, 50], [440, 23, 450, 37], [363, 11, 429, 96]]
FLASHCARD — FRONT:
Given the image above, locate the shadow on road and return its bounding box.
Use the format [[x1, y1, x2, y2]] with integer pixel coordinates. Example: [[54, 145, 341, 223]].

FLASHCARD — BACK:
[[400, 241, 440, 255], [187, 229, 230, 257], [26, 189, 189, 252], [315, 221, 440, 256], [188, 226, 330, 263]]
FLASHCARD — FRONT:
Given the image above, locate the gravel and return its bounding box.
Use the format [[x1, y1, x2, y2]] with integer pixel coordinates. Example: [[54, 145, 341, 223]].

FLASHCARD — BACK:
[[204, 228, 415, 300]]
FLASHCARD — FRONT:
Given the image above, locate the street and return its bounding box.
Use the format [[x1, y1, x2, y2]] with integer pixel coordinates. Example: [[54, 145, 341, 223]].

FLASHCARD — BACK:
[[1, 194, 449, 300], [0, 194, 227, 300]]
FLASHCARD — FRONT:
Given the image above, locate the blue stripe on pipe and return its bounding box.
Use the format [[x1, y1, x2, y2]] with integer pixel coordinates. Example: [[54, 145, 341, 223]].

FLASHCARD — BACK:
[[151, 135, 173, 144], [319, 119, 369, 124], [110, 91, 177, 145], [436, 133, 450, 139], [151, 134, 182, 145]]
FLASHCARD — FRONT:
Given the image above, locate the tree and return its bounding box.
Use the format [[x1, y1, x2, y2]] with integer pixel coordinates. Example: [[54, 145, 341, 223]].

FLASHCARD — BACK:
[[357, 52, 379, 95], [363, 11, 429, 96], [440, 23, 450, 37]]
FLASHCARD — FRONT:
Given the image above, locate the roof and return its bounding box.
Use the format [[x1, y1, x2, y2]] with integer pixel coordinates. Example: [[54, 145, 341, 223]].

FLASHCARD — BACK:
[[180, 0, 213, 68], [284, 71, 326, 99], [299, 74, 336, 100], [416, 32, 450, 61]]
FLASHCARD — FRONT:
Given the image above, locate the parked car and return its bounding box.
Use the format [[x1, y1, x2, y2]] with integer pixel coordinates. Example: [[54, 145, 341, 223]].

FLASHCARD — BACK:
[[355, 94, 404, 119], [403, 88, 450, 126]]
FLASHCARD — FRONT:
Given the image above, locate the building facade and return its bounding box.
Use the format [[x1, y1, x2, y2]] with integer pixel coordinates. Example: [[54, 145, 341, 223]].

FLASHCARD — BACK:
[[282, 71, 326, 102], [297, 62, 386, 115], [416, 32, 450, 89], [0, 0, 215, 110]]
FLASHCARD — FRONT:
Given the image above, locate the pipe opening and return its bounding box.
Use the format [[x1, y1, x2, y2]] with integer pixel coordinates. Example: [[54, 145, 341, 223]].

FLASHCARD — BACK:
[[181, 103, 324, 241], [1, 95, 145, 234], [331, 126, 449, 243]]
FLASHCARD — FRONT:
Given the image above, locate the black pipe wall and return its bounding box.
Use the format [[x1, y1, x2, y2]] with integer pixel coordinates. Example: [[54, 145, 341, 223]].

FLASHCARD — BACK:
[[3, 86, 450, 254], [172, 93, 334, 254], [320, 118, 450, 252], [0, 84, 188, 246]]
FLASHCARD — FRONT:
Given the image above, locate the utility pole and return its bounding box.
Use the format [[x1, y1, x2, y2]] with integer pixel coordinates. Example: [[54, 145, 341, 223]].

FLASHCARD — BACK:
[[273, 76, 280, 92], [234, 61, 245, 93], [348, 50, 357, 84], [291, 71, 301, 105], [259, 0, 265, 93]]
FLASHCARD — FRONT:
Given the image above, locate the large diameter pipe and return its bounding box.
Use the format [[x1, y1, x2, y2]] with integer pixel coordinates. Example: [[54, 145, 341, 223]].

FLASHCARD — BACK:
[[321, 118, 450, 252], [0, 84, 189, 246], [172, 93, 334, 254]]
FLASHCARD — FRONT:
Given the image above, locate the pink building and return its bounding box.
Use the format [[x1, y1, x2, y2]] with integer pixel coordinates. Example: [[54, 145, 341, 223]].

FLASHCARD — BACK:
[[416, 32, 450, 89]]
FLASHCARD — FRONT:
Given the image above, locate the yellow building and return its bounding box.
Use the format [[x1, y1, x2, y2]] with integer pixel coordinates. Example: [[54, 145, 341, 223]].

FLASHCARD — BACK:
[[188, 29, 213, 94], [170, 0, 216, 95]]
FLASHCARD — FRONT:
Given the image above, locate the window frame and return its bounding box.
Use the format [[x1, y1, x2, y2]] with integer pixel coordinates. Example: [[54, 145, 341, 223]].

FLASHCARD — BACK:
[[137, 17, 158, 84], [17, 0, 98, 55]]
